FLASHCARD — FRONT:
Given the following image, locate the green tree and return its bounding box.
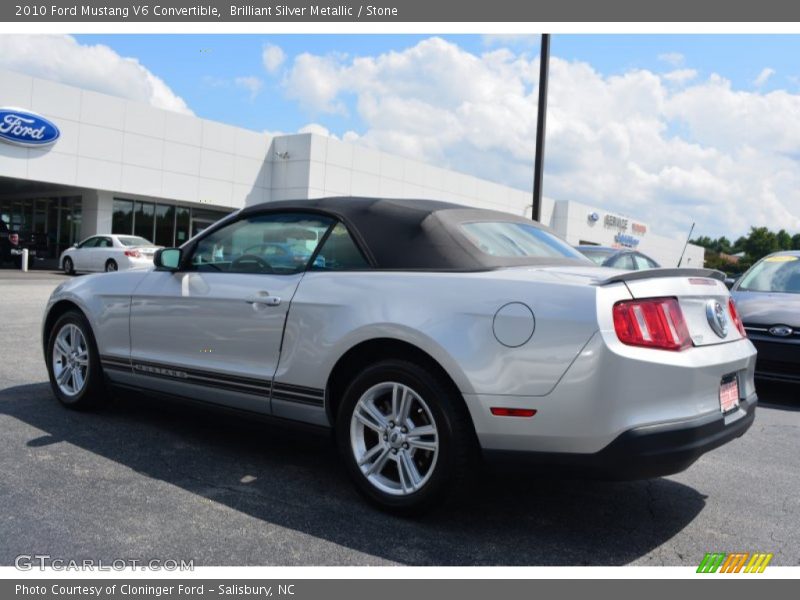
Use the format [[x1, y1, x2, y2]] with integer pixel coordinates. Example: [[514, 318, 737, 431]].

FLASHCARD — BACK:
[[691, 235, 715, 250], [732, 236, 748, 254], [743, 227, 779, 261], [776, 229, 793, 250], [792, 233, 800, 250], [716, 236, 732, 254]]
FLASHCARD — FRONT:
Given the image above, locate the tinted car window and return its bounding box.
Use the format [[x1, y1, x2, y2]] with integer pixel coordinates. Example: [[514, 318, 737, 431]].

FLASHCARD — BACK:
[[578, 248, 614, 266], [738, 255, 800, 294], [312, 222, 370, 271], [461, 222, 587, 260], [118, 236, 156, 247], [609, 253, 635, 270], [78, 237, 99, 249], [97, 237, 113, 248], [633, 254, 658, 270], [190, 213, 334, 275]]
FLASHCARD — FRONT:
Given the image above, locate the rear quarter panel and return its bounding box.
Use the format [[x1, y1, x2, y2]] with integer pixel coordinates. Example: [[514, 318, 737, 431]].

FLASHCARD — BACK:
[[277, 269, 611, 397]]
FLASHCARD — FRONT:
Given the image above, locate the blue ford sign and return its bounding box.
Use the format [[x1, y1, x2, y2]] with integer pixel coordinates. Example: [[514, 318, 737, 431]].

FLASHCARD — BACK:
[[0, 108, 60, 147]]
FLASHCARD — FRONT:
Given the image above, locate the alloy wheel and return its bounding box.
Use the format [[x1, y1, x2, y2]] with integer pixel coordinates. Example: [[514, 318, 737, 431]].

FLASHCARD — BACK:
[[349, 381, 439, 496], [52, 323, 89, 396]]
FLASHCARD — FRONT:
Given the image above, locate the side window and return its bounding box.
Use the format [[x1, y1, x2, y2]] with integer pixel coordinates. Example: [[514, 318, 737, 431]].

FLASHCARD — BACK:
[[189, 212, 334, 275], [98, 237, 113, 248], [633, 254, 655, 270], [312, 222, 370, 271], [611, 253, 635, 270], [78, 237, 98, 249]]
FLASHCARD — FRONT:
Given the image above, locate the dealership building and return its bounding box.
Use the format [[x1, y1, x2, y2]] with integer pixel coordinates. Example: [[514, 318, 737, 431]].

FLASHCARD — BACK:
[[0, 68, 703, 269]]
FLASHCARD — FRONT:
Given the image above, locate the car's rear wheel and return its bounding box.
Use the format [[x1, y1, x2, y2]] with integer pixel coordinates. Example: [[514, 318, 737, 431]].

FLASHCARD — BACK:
[[46, 310, 106, 410], [105, 259, 118, 272], [63, 257, 74, 275], [336, 359, 475, 514]]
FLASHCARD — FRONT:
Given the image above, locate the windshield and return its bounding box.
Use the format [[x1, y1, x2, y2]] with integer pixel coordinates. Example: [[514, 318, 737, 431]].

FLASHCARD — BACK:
[[738, 255, 800, 294], [460, 222, 589, 260], [117, 236, 156, 248]]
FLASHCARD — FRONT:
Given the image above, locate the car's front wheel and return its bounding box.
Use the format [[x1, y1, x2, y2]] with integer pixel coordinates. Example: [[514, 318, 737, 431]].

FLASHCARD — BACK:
[[46, 310, 106, 410], [63, 257, 74, 275], [336, 359, 475, 514]]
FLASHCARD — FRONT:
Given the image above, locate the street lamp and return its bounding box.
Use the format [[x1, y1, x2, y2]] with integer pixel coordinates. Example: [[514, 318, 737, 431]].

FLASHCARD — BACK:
[[532, 33, 550, 223]]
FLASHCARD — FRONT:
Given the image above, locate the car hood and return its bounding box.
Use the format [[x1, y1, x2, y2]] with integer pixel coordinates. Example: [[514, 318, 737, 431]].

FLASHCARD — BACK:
[[732, 290, 800, 327]]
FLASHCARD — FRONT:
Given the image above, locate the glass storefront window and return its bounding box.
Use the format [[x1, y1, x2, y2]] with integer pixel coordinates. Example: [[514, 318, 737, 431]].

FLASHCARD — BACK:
[[112, 197, 230, 247], [0, 196, 81, 265], [154, 204, 175, 247], [112, 199, 134, 235], [134, 201, 155, 242], [175, 206, 190, 245]]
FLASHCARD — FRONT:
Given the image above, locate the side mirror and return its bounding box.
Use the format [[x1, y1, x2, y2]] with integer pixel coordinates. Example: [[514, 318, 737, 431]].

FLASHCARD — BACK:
[[72, 243, 78, 248], [154, 247, 182, 271]]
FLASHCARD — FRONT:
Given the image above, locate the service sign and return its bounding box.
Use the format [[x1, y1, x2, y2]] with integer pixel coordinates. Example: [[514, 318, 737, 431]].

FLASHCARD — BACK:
[[0, 107, 60, 147]]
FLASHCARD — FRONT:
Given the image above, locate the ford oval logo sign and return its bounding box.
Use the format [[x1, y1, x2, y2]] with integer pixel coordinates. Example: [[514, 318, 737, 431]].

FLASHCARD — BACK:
[[0, 108, 60, 147], [769, 325, 793, 337]]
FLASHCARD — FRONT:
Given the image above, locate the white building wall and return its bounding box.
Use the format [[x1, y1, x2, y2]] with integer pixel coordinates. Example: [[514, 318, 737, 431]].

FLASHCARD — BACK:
[[0, 68, 273, 212], [0, 67, 703, 268]]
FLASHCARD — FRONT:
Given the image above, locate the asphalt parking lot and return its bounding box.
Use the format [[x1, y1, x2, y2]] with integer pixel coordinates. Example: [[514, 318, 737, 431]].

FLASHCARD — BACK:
[[0, 269, 798, 567]]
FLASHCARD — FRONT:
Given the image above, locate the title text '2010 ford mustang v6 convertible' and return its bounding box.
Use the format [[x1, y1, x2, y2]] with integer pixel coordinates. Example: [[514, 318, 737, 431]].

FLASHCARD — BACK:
[[42, 197, 757, 513]]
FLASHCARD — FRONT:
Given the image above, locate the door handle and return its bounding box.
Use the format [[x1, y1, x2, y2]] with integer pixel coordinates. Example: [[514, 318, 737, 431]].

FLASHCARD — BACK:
[[246, 292, 282, 307]]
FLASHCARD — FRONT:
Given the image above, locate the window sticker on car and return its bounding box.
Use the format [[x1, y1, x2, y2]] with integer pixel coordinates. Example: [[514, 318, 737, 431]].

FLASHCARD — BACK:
[[764, 255, 798, 262]]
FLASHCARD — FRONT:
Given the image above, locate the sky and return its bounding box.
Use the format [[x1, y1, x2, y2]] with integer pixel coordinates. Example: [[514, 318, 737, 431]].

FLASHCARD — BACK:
[[1, 33, 800, 241]]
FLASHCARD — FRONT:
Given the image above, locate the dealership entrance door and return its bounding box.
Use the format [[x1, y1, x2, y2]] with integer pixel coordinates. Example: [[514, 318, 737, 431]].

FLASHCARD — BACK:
[[0, 176, 83, 269]]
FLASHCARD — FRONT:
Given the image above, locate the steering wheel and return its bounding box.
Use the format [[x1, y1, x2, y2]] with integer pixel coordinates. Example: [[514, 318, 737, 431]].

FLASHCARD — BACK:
[[230, 254, 274, 273]]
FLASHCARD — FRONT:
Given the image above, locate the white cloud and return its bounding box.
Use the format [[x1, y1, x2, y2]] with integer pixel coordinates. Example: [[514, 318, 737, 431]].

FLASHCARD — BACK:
[[0, 34, 192, 114], [282, 37, 800, 239], [481, 34, 541, 48], [663, 68, 698, 84], [262, 43, 286, 74], [753, 67, 775, 87], [234, 75, 263, 100], [658, 52, 685, 66]]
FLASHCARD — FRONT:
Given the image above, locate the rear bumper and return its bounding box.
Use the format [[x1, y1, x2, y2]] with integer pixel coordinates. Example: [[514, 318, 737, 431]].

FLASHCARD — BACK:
[[483, 394, 756, 479]]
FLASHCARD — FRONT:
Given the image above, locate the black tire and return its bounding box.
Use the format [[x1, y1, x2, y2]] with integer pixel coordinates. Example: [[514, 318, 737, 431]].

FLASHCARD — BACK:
[[63, 257, 74, 275], [335, 359, 476, 514], [105, 259, 118, 273], [45, 310, 106, 410]]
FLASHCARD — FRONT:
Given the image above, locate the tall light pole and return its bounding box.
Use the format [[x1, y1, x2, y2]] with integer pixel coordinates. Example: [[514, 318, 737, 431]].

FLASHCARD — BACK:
[[531, 33, 550, 222]]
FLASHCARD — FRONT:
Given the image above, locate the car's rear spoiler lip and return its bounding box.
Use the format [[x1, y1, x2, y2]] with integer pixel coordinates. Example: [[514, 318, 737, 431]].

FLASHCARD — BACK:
[[599, 268, 726, 285]]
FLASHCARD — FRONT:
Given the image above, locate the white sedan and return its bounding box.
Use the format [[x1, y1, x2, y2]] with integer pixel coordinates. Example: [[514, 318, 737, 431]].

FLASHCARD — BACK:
[[60, 234, 161, 274]]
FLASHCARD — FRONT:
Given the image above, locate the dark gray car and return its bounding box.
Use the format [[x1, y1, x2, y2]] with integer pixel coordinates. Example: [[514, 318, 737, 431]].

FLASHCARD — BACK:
[[732, 250, 800, 384]]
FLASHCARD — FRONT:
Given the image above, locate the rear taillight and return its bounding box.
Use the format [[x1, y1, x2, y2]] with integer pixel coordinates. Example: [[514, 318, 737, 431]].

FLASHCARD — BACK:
[[613, 297, 691, 351], [728, 297, 746, 337], [124, 249, 141, 258]]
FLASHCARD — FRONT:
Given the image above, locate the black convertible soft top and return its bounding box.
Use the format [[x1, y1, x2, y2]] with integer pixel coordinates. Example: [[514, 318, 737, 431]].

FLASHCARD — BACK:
[[239, 196, 589, 271]]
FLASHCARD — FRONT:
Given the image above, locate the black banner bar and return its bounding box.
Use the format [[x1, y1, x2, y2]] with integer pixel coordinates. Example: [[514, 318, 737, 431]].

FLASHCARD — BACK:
[[2, 579, 795, 600], [3, 0, 800, 22]]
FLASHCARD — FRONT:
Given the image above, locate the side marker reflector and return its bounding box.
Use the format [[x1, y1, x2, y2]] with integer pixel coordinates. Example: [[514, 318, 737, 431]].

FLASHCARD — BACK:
[[490, 407, 537, 417]]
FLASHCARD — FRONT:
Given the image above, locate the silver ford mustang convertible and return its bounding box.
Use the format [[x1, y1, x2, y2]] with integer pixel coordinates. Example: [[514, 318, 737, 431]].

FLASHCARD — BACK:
[[42, 198, 757, 512]]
